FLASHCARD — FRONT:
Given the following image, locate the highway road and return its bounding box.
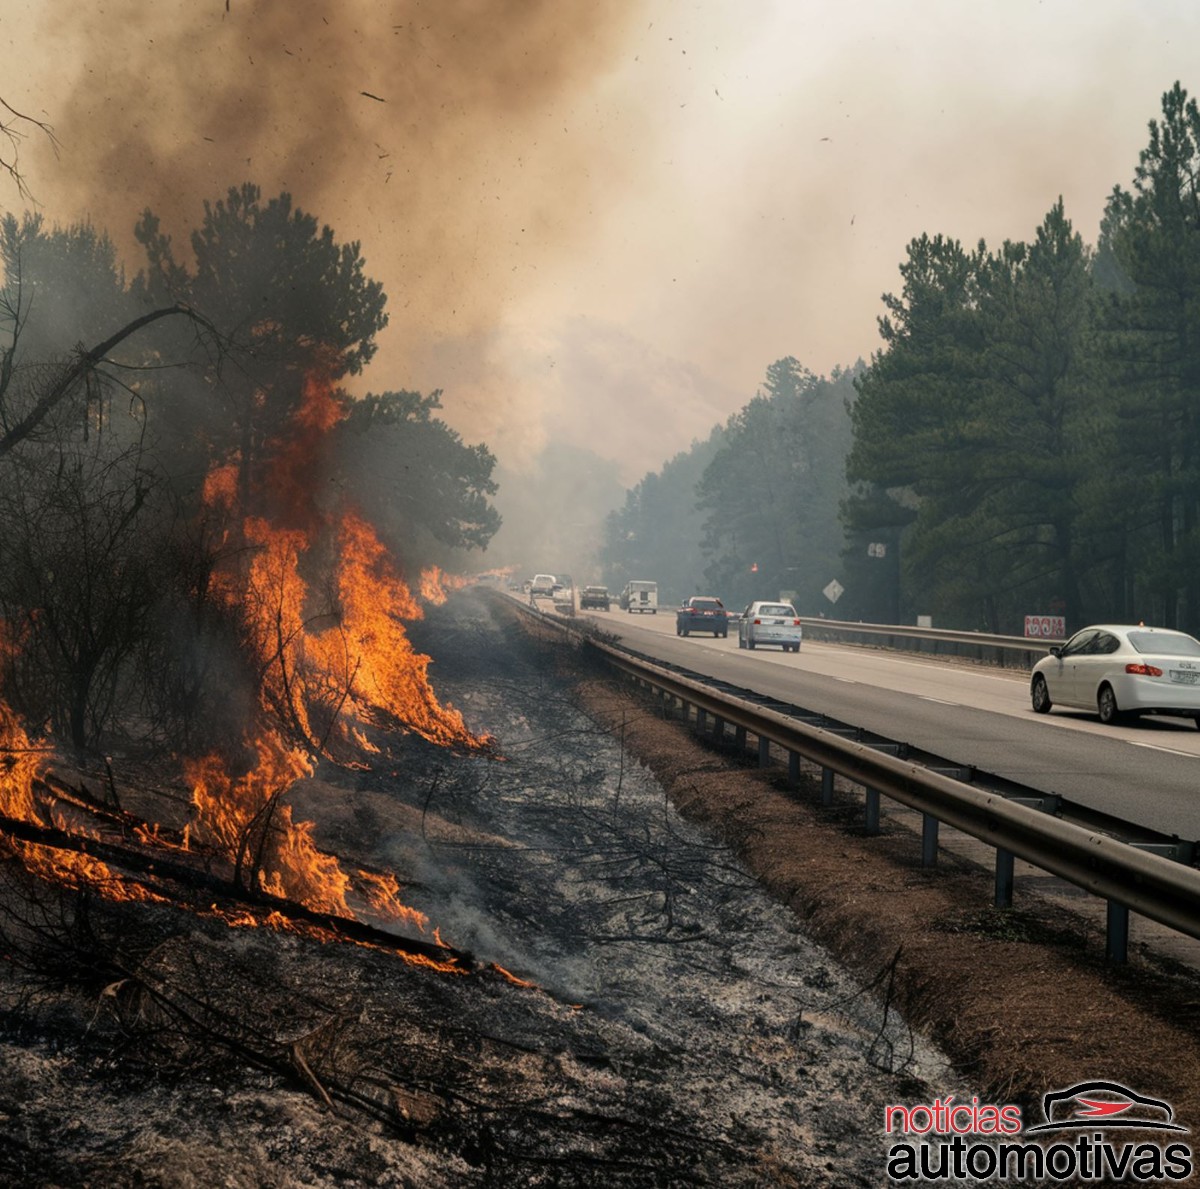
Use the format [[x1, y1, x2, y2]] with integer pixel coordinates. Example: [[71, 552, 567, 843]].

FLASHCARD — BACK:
[[572, 604, 1200, 841]]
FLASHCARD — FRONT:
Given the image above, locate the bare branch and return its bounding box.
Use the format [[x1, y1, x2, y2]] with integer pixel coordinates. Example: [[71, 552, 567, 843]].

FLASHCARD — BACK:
[[0, 303, 221, 460], [0, 96, 59, 201]]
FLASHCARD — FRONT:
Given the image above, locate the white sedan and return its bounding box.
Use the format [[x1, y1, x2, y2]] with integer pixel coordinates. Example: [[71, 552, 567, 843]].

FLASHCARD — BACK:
[[737, 601, 803, 652], [1029, 624, 1200, 727]]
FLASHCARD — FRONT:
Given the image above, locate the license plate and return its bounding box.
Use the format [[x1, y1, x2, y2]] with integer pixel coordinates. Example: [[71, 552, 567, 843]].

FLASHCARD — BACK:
[[1170, 670, 1199, 684]]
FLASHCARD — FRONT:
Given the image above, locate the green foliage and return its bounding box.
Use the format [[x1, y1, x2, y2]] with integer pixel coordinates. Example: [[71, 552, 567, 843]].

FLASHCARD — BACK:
[[601, 360, 855, 614], [131, 183, 389, 523], [599, 427, 725, 604], [847, 204, 1103, 631], [842, 81, 1200, 635], [331, 390, 501, 566], [1, 214, 133, 362], [1096, 82, 1200, 629], [697, 360, 856, 613]]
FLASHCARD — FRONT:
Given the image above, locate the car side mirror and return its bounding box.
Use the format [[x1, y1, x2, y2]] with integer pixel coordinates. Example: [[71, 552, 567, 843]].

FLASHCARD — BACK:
[[1049, 645, 1063, 658]]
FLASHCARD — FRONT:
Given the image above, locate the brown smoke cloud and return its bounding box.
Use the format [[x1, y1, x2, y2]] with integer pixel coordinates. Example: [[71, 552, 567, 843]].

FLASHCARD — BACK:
[[16, 0, 1200, 495], [29, 0, 643, 381]]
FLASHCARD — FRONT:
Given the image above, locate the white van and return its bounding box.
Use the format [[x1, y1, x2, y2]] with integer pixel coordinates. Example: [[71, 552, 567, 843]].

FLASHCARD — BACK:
[[620, 580, 658, 614], [530, 573, 557, 596]]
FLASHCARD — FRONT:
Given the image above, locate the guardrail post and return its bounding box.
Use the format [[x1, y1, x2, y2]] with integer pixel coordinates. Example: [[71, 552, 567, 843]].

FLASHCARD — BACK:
[[758, 735, 771, 767], [735, 725, 747, 754], [995, 849, 1014, 908], [922, 814, 939, 867], [713, 715, 726, 742], [1106, 901, 1129, 964], [821, 767, 834, 806], [788, 750, 800, 787], [696, 707, 707, 732], [865, 788, 881, 835]]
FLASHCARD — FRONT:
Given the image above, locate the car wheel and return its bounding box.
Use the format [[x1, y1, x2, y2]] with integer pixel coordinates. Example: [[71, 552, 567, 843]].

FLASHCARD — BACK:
[[682, 628, 689, 637], [676, 626, 682, 636], [720, 631, 728, 639], [1097, 684, 1123, 725], [747, 638, 756, 650], [1031, 675, 1052, 714]]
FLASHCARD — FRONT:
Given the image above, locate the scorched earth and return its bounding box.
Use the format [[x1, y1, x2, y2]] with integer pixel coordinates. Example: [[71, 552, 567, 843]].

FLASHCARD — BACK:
[[0, 586, 959, 1187]]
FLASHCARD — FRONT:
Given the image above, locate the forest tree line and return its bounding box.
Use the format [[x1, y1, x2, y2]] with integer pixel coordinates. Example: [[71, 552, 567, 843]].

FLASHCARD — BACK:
[[0, 183, 500, 756], [603, 82, 1200, 638]]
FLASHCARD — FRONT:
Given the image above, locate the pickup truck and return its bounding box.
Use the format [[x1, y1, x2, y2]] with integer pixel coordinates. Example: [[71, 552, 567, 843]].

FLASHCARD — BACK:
[[676, 596, 729, 638]]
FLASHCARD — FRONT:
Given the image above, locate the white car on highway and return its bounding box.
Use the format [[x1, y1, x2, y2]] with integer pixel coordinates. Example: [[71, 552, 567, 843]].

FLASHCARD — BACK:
[[737, 601, 803, 652], [1030, 623, 1200, 727]]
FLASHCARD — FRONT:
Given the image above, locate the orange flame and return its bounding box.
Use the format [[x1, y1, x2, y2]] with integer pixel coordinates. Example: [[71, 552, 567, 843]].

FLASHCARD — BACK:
[[418, 566, 468, 606], [183, 729, 359, 916], [0, 699, 42, 824], [0, 355, 490, 956], [180, 358, 490, 929]]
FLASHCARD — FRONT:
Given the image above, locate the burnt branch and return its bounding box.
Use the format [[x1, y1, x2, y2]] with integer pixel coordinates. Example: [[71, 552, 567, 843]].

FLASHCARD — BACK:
[[0, 806, 474, 970], [0, 304, 222, 461]]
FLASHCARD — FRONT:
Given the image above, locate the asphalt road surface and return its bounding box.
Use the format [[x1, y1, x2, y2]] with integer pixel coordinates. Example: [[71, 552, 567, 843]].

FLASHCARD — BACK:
[[575, 603, 1200, 841]]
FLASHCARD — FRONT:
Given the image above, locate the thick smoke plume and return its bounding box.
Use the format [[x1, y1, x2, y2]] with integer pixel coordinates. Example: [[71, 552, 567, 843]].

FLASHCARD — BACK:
[[31, 1, 641, 388]]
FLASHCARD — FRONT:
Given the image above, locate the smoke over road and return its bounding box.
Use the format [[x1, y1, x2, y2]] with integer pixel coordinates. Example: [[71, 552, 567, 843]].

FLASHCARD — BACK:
[[11, 1, 1200, 492]]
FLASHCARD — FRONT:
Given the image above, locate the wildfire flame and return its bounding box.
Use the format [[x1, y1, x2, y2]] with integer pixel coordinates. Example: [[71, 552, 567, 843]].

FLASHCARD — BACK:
[[182, 356, 488, 928], [0, 355, 490, 965], [419, 565, 469, 607]]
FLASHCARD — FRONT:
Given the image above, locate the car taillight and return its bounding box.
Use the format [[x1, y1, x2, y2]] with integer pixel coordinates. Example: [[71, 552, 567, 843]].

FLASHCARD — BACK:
[[753, 618, 762, 625], [1125, 662, 1163, 676], [793, 619, 801, 626]]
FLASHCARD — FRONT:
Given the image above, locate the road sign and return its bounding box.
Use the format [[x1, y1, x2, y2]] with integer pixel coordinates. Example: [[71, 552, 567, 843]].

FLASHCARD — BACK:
[[1024, 614, 1065, 638], [823, 578, 844, 604]]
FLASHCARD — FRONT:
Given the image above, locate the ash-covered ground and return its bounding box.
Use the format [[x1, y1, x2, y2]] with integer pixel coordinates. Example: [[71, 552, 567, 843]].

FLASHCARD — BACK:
[[0, 589, 970, 1187]]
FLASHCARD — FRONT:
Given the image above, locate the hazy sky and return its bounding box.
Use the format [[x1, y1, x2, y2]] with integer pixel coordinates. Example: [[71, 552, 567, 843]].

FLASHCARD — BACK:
[[3, 1, 1198, 483]]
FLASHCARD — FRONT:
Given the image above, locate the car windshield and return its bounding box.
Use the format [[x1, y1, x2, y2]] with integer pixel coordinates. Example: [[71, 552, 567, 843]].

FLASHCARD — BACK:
[[1127, 630, 1200, 657], [759, 604, 795, 617], [691, 599, 722, 610]]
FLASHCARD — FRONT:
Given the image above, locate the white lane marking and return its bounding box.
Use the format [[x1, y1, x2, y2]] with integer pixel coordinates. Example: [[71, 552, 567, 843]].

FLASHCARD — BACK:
[[917, 696, 957, 706], [1126, 740, 1199, 758]]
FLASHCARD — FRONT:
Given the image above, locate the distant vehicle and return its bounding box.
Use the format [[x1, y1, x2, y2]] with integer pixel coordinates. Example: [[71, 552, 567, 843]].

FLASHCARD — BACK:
[[580, 585, 611, 610], [738, 601, 802, 652], [1029, 624, 1200, 727], [676, 596, 728, 638], [530, 573, 556, 597], [619, 580, 658, 614]]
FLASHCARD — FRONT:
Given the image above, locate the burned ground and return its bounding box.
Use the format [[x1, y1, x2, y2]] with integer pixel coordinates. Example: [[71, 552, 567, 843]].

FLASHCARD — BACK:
[[2, 587, 1199, 1186]]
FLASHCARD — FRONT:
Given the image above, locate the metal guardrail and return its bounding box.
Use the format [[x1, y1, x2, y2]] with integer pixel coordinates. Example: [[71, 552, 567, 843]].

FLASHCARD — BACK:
[[595, 641, 1200, 963], [502, 593, 1200, 963], [798, 616, 1062, 668]]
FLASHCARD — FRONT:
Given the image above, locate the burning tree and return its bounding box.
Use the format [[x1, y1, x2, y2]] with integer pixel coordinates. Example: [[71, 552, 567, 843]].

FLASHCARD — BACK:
[[0, 184, 498, 936], [133, 182, 388, 528]]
